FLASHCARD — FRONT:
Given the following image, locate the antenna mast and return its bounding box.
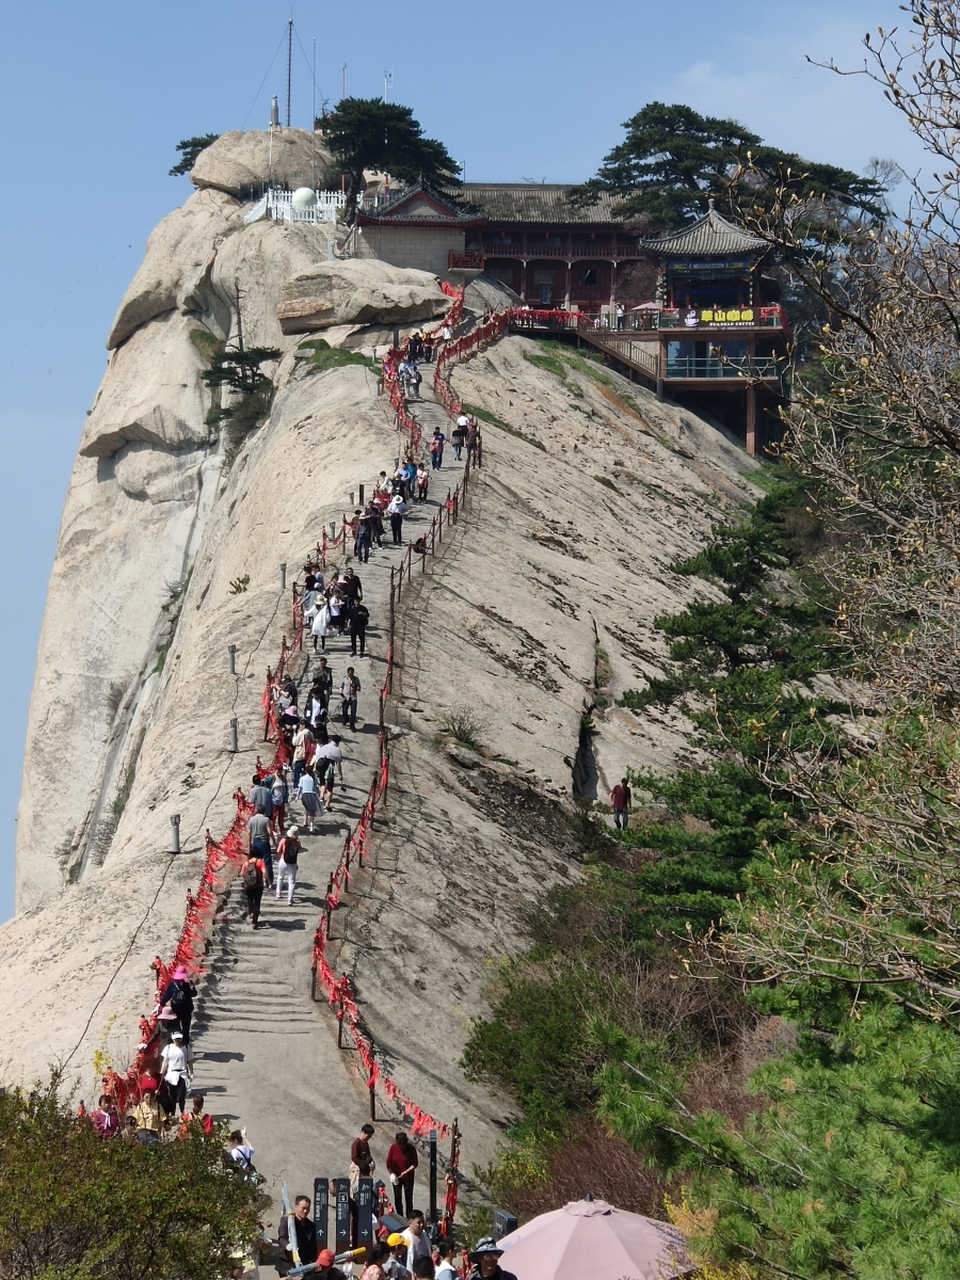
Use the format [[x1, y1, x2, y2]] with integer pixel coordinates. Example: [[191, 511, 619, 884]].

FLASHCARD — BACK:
[[286, 17, 293, 126]]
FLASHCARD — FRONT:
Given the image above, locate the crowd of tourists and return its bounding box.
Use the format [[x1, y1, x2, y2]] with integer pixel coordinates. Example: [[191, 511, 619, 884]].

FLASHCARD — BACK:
[[82, 369, 486, 1274], [273, 1121, 513, 1279]]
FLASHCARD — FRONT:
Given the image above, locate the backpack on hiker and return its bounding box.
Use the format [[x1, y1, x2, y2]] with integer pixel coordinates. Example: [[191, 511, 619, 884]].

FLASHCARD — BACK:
[[243, 861, 263, 891], [277, 837, 299, 866], [169, 980, 192, 1013]]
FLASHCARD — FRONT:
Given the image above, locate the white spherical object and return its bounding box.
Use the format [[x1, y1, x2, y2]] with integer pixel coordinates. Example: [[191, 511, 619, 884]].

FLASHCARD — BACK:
[[291, 186, 318, 210]]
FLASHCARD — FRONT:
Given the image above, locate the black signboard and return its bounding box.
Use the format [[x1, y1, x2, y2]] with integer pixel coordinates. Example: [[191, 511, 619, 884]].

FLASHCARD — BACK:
[[313, 1178, 329, 1250], [334, 1177, 351, 1254], [429, 1129, 438, 1223], [356, 1176, 375, 1247]]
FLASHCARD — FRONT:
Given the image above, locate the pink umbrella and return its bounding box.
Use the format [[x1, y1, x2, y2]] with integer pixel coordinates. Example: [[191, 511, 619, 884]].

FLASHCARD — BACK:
[[496, 1197, 692, 1280]]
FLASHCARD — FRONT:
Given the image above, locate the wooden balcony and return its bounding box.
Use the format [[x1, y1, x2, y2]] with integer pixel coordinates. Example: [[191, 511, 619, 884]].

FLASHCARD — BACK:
[[482, 241, 645, 261]]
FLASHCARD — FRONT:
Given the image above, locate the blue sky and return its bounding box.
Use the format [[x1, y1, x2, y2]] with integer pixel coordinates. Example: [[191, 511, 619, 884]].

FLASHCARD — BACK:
[[0, 0, 924, 917]]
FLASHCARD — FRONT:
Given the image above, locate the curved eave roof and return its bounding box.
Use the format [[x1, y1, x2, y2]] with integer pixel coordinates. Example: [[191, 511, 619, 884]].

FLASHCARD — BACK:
[[643, 206, 769, 257]]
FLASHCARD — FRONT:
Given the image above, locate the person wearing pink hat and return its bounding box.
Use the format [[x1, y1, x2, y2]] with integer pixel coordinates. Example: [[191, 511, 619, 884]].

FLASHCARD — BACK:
[[157, 965, 197, 1044]]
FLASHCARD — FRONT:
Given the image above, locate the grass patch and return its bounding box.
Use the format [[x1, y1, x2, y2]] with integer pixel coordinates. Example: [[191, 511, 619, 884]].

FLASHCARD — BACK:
[[741, 463, 785, 493], [298, 338, 376, 372], [594, 475, 621, 494], [189, 328, 223, 361], [220, 388, 274, 467], [462, 402, 546, 452], [438, 704, 488, 751], [522, 346, 567, 380]]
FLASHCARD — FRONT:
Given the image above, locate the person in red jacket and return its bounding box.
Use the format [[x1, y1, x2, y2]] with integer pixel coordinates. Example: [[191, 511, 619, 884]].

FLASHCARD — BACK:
[[386, 1131, 418, 1217]]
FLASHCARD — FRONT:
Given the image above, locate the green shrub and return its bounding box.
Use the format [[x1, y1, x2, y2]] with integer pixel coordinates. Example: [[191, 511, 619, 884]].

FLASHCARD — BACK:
[[437, 704, 487, 750], [0, 1072, 260, 1278]]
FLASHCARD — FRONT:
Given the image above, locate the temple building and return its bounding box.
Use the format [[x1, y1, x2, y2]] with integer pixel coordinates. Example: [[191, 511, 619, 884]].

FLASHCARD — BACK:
[[461, 183, 645, 316], [568, 201, 789, 453]]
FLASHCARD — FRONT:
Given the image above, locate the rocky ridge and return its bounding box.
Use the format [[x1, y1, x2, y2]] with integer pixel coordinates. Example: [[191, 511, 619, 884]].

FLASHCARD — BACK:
[[5, 141, 759, 1198]]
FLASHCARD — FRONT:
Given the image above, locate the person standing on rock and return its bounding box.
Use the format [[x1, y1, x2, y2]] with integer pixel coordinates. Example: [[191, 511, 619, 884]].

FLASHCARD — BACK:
[[435, 1240, 462, 1280], [131, 1088, 162, 1145], [350, 1121, 377, 1243], [316, 658, 334, 714], [452, 414, 469, 461], [349, 602, 370, 658], [158, 1030, 189, 1119], [292, 723, 315, 789], [248, 774, 273, 822], [350, 1122, 376, 1191], [247, 804, 274, 888], [275, 825, 302, 905], [386, 492, 409, 545], [316, 736, 344, 812], [466, 1240, 518, 1280], [277, 1196, 319, 1277], [415, 465, 430, 503], [430, 429, 446, 471], [240, 850, 266, 928], [312, 598, 333, 652], [90, 1094, 120, 1138], [158, 964, 198, 1044], [386, 1132, 418, 1218], [402, 1214, 433, 1274], [295, 767, 324, 834], [271, 767, 290, 835], [340, 667, 361, 731], [610, 777, 632, 830], [178, 1092, 213, 1136], [356, 506, 376, 563], [465, 422, 479, 466]]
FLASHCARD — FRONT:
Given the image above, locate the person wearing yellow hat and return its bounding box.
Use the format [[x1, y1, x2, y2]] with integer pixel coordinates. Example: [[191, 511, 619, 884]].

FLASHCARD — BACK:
[[383, 1233, 410, 1280]]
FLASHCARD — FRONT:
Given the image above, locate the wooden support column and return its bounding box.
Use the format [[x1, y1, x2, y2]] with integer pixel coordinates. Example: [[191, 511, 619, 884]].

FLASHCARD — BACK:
[[745, 383, 757, 456], [564, 260, 572, 310]]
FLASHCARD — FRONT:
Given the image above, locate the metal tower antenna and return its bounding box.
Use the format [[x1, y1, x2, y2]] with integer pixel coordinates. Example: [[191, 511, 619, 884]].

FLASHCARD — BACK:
[[286, 17, 293, 126], [383, 70, 392, 103]]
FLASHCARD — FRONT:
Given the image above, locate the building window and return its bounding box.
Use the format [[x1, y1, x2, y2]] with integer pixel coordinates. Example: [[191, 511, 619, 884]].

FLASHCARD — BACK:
[[533, 269, 557, 285], [580, 267, 599, 286]]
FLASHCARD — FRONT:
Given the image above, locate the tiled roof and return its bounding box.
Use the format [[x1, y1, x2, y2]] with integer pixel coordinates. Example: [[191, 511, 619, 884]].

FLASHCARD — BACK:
[[358, 181, 486, 226], [643, 204, 769, 256], [460, 184, 622, 225]]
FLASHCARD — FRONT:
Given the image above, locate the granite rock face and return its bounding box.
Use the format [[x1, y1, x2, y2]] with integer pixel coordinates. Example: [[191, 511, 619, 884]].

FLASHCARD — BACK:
[[107, 188, 241, 350], [277, 259, 448, 333], [6, 165, 760, 1204], [190, 128, 335, 197]]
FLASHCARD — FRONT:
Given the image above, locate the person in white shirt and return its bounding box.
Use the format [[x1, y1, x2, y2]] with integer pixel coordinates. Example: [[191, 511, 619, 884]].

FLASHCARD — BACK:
[[386, 493, 409, 545], [401, 1214, 432, 1274], [434, 1240, 460, 1280], [159, 1030, 189, 1118], [316, 736, 344, 811]]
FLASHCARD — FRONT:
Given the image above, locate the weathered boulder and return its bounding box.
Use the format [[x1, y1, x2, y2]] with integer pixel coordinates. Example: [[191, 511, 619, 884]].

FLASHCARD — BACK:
[[207, 221, 332, 350], [81, 312, 211, 458], [277, 259, 447, 333], [190, 128, 335, 196], [107, 188, 241, 349]]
